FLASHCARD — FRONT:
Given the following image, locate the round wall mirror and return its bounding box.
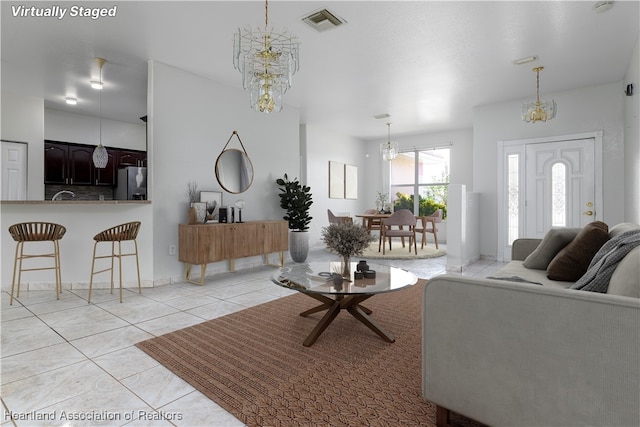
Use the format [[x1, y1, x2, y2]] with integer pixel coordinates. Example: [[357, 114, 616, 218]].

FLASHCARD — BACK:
[[215, 148, 254, 194]]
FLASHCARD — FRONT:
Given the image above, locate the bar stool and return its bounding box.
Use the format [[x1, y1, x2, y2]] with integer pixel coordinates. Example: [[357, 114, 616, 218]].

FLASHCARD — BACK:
[[89, 221, 141, 303], [8, 222, 67, 305]]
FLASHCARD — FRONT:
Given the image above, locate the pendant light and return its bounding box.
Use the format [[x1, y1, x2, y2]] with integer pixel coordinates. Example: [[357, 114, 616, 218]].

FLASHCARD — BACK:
[[380, 122, 399, 161], [92, 58, 109, 168], [521, 66, 557, 123]]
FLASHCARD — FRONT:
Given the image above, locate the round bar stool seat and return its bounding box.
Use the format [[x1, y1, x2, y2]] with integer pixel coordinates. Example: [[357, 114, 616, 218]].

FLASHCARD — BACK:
[[89, 221, 141, 303], [8, 222, 66, 305]]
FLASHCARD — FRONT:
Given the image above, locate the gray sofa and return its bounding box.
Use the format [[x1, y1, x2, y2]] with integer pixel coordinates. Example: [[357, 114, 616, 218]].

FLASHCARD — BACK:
[[422, 223, 640, 427]]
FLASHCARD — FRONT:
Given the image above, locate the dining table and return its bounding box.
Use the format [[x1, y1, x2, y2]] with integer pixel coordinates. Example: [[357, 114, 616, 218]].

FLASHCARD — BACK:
[[354, 212, 390, 229], [355, 212, 437, 251]]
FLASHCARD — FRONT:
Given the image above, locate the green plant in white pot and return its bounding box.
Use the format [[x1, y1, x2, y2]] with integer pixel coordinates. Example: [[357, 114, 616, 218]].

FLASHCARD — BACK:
[[276, 174, 313, 262]]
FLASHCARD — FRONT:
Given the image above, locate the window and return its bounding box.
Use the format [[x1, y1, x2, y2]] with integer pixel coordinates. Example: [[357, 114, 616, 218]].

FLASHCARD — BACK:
[[507, 154, 519, 245], [389, 148, 449, 217], [551, 162, 567, 227]]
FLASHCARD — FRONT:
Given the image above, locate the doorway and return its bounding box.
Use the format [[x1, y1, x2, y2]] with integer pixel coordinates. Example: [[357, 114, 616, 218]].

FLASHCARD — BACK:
[[496, 131, 603, 261], [1, 140, 28, 200]]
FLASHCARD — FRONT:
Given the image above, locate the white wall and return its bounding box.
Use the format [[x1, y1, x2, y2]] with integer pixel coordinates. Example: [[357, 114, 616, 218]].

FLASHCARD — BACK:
[[473, 81, 625, 258], [1, 92, 45, 200], [149, 61, 301, 283], [624, 37, 640, 224], [45, 108, 146, 150], [303, 123, 369, 244]]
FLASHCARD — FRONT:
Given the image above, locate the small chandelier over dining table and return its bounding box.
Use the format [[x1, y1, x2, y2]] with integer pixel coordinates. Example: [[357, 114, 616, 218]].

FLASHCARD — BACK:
[[522, 66, 556, 123], [380, 122, 399, 161], [233, 0, 300, 113]]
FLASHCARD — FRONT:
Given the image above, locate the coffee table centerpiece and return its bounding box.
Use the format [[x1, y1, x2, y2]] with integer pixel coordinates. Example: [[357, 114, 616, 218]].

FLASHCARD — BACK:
[[321, 221, 373, 279]]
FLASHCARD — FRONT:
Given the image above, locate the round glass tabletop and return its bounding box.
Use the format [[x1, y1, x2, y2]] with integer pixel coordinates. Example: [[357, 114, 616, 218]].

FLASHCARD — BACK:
[[271, 261, 418, 296]]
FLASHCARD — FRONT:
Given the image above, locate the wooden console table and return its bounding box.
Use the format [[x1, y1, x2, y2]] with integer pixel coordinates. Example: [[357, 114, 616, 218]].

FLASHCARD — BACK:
[[178, 220, 288, 285]]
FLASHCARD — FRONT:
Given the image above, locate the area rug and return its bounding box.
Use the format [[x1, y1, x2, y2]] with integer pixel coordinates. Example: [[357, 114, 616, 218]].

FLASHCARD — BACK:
[[359, 241, 447, 260], [136, 280, 479, 427]]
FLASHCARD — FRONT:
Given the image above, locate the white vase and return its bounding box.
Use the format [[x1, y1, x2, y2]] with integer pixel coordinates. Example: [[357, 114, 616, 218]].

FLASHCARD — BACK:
[[289, 231, 309, 263]]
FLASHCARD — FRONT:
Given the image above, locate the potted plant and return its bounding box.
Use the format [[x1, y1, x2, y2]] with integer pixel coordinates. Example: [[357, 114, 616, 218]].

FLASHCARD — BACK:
[[276, 174, 313, 262], [321, 222, 373, 278]]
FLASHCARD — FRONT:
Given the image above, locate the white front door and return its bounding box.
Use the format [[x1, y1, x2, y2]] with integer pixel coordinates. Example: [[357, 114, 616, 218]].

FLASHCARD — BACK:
[[525, 138, 596, 238], [1, 140, 28, 200], [496, 132, 602, 261]]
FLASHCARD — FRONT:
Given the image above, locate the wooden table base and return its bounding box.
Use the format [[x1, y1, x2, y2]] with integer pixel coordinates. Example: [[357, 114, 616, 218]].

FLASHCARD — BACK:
[[299, 293, 395, 347]]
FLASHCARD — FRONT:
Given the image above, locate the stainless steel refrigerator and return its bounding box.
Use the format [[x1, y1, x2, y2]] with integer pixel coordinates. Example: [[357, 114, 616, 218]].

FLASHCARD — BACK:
[[115, 166, 147, 200]]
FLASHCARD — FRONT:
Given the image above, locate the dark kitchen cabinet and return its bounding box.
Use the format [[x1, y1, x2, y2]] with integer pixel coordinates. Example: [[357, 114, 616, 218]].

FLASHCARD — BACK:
[[44, 142, 68, 185], [68, 145, 94, 185], [117, 150, 147, 167], [44, 140, 120, 186], [44, 142, 93, 185]]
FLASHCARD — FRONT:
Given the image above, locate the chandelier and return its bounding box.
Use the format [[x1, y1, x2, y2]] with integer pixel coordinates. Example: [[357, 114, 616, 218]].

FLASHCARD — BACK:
[[92, 57, 109, 168], [233, 0, 299, 113], [522, 66, 556, 123], [380, 122, 399, 161]]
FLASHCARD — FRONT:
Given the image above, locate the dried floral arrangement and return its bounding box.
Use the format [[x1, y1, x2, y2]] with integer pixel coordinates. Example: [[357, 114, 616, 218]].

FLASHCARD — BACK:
[[185, 181, 199, 203], [321, 222, 373, 257]]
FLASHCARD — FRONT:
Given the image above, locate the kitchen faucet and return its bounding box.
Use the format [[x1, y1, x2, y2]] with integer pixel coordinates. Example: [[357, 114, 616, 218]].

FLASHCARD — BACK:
[[52, 190, 76, 201]]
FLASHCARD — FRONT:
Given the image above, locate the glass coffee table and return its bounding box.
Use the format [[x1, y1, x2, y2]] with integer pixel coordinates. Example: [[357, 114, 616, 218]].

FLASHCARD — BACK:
[[271, 261, 418, 347]]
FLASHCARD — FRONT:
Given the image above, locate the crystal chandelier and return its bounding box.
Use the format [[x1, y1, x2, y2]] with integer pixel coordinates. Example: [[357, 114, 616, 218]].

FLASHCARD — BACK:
[[380, 122, 399, 161], [522, 66, 556, 123], [233, 0, 299, 113], [92, 58, 108, 168]]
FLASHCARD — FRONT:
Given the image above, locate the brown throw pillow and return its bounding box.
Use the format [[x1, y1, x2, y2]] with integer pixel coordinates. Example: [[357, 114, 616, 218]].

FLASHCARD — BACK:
[[546, 221, 609, 281]]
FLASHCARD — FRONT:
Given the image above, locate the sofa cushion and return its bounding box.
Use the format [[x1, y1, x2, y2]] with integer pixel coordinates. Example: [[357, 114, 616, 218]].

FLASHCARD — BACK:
[[609, 222, 639, 239], [607, 246, 640, 298], [523, 228, 580, 270], [546, 221, 609, 281]]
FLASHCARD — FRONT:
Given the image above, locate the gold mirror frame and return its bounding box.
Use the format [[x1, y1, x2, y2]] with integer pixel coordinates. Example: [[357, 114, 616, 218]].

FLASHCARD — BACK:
[[215, 131, 254, 194]]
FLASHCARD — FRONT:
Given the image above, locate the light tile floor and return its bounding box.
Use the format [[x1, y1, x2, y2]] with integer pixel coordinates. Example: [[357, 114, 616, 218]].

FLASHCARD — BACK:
[[1, 243, 506, 427]]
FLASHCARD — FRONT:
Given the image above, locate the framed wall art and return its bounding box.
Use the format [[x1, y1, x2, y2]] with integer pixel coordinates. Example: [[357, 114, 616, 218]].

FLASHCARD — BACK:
[[200, 191, 223, 220], [345, 164, 358, 199], [329, 161, 345, 199]]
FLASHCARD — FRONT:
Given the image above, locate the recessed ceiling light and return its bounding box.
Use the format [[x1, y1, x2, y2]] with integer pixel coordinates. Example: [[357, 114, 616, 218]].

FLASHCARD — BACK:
[[65, 97, 77, 105], [593, 1, 614, 13], [513, 56, 538, 66], [90, 80, 103, 90]]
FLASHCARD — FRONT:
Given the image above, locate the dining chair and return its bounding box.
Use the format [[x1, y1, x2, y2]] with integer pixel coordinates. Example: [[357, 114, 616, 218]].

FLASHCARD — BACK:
[[327, 209, 353, 224], [378, 209, 417, 255], [88, 221, 142, 303], [415, 209, 442, 249], [363, 208, 382, 235], [8, 222, 67, 305]]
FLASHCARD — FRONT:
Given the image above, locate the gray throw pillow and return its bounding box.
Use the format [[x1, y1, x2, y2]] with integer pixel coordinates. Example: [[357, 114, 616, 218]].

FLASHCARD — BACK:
[[523, 228, 581, 270]]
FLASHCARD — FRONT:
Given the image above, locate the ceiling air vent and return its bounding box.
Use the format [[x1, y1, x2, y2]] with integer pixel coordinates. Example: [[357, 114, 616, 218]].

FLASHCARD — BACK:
[[302, 9, 346, 32]]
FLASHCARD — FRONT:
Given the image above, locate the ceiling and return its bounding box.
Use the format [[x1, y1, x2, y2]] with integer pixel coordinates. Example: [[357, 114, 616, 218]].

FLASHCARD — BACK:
[[2, 1, 638, 140]]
